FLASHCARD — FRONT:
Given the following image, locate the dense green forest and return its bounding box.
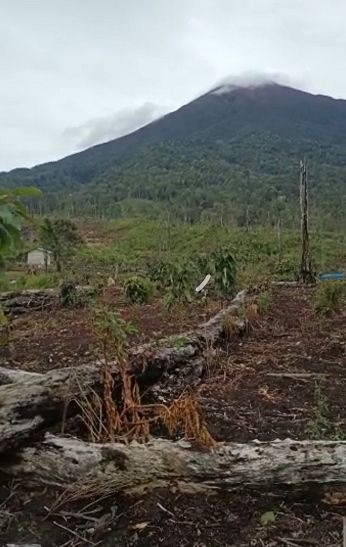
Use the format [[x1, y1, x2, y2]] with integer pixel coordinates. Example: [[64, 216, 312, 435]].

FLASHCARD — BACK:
[[1, 83, 346, 228]]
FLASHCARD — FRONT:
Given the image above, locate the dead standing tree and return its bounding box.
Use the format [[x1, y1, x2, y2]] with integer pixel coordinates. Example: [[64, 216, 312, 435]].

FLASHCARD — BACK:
[[298, 159, 314, 283]]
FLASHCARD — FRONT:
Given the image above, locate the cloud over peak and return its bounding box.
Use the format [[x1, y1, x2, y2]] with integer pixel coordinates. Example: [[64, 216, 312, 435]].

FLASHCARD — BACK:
[[63, 102, 167, 150]]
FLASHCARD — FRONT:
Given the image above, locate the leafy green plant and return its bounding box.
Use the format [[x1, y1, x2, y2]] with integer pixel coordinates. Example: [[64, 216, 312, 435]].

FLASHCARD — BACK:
[[147, 260, 169, 287], [211, 248, 236, 296], [124, 276, 153, 304], [93, 306, 137, 352], [314, 281, 346, 315], [59, 281, 78, 307], [162, 261, 197, 310], [0, 187, 41, 268]]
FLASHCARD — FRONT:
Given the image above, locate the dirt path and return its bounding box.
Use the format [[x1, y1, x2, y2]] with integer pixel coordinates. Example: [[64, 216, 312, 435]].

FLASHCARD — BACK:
[[0, 286, 345, 546]]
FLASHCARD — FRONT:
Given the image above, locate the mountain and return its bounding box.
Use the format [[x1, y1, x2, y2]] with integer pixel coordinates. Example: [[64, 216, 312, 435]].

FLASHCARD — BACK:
[[1, 82, 346, 226]]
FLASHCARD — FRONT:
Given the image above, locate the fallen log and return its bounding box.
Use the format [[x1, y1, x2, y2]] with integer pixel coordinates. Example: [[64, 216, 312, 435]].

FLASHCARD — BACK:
[[0, 291, 247, 453], [0, 366, 43, 386], [0, 286, 95, 316], [0, 289, 57, 316], [3, 434, 346, 494]]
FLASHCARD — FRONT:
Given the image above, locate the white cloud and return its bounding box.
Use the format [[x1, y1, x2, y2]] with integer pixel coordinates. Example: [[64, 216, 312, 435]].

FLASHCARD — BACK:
[[63, 103, 168, 150]]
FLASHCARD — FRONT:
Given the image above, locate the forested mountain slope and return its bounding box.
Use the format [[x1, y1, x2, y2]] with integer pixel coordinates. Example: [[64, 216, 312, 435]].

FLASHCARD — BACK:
[[2, 83, 346, 225]]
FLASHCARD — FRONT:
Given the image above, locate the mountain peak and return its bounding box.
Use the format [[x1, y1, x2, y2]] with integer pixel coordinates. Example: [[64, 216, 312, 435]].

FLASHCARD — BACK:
[[1, 75, 346, 225], [209, 73, 290, 96]]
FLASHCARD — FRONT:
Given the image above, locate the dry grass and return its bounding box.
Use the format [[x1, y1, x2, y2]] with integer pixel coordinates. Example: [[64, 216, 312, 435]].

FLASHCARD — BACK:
[[243, 302, 262, 332]]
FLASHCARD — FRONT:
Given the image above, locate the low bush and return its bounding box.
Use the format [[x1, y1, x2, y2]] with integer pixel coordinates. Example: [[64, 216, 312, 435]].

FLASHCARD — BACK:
[[211, 248, 236, 296], [124, 276, 153, 304], [59, 281, 78, 307], [314, 281, 346, 315], [162, 261, 197, 310]]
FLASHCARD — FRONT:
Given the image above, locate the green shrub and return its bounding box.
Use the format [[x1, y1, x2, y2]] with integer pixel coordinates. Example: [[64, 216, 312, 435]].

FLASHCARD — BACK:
[[211, 248, 236, 296], [59, 281, 78, 307], [314, 281, 346, 315], [162, 261, 197, 310], [147, 260, 173, 288], [124, 276, 153, 304]]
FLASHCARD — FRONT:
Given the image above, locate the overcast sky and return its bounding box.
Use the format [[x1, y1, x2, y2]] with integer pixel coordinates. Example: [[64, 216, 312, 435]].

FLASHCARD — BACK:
[[1, 0, 346, 171]]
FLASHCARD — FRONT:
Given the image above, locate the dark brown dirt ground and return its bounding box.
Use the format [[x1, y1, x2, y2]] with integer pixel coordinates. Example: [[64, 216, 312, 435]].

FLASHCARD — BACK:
[[0, 293, 221, 372], [0, 286, 345, 546]]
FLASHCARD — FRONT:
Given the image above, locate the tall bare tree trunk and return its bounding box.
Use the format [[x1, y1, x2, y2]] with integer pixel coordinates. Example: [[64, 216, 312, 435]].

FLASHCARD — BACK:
[[298, 159, 314, 283]]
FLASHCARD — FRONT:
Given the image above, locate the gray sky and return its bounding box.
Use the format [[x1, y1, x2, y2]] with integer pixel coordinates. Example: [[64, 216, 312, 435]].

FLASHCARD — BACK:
[[1, 0, 346, 171]]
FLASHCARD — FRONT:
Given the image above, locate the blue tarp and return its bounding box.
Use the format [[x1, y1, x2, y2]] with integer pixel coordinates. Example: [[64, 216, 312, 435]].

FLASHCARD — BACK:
[[319, 272, 345, 281]]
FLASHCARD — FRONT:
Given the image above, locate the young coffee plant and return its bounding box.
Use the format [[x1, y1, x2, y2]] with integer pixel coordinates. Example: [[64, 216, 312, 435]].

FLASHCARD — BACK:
[[124, 275, 153, 304], [162, 260, 197, 310], [211, 247, 237, 297], [147, 259, 172, 288], [82, 305, 145, 443], [59, 280, 78, 307]]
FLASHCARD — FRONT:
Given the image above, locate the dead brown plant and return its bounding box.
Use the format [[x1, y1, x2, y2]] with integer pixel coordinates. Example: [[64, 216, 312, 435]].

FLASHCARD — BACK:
[[72, 303, 215, 447], [243, 303, 262, 332]]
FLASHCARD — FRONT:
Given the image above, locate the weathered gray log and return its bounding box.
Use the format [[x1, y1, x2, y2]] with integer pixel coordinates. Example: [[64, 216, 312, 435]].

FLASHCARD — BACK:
[[271, 281, 315, 288], [0, 289, 57, 315], [0, 366, 43, 386], [0, 291, 247, 453], [6, 544, 41, 547], [4, 434, 346, 493], [0, 286, 95, 316]]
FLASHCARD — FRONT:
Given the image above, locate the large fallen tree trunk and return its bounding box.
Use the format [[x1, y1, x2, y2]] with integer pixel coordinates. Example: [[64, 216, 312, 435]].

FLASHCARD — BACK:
[[3, 434, 346, 494], [0, 291, 247, 453]]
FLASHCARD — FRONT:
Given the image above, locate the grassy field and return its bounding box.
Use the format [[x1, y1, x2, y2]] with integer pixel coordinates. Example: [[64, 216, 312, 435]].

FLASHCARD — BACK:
[[73, 218, 346, 281], [2, 217, 344, 291]]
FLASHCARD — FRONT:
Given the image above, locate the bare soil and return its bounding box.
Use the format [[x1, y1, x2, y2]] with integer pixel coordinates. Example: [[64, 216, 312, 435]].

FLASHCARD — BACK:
[[0, 286, 345, 546], [0, 293, 221, 372]]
